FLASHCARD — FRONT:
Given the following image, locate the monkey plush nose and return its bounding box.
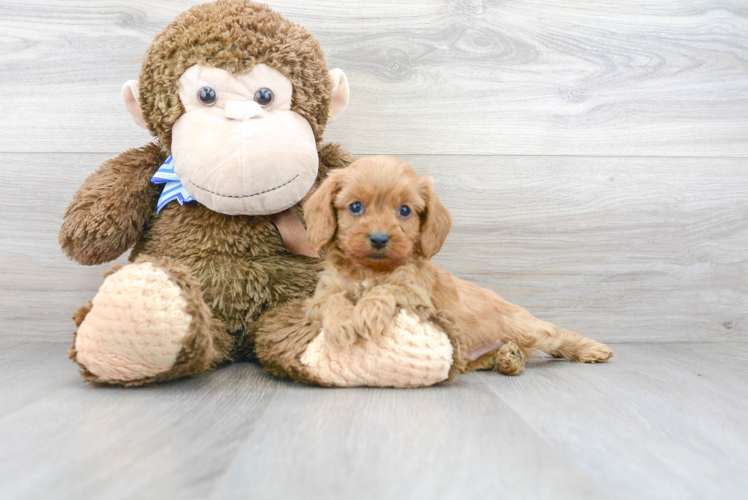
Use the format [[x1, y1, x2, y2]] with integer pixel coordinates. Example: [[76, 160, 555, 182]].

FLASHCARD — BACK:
[[225, 100, 263, 121], [369, 232, 390, 249]]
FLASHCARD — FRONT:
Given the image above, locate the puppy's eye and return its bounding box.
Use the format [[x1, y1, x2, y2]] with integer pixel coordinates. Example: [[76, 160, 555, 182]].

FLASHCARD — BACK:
[[348, 202, 364, 216], [254, 88, 274, 107], [398, 205, 412, 218], [198, 87, 218, 106]]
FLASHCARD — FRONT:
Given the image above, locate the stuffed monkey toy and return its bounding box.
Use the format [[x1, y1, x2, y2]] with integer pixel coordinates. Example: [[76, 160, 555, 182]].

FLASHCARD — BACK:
[[60, 0, 354, 386]]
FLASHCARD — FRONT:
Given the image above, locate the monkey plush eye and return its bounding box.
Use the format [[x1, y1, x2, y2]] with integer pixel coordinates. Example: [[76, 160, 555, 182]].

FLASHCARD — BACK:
[[348, 202, 364, 216], [198, 87, 217, 106], [398, 205, 412, 218], [254, 88, 274, 107]]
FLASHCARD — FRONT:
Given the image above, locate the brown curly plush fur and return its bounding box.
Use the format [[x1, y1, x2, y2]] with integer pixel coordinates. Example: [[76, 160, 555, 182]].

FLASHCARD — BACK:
[[59, 0, 352, 385]]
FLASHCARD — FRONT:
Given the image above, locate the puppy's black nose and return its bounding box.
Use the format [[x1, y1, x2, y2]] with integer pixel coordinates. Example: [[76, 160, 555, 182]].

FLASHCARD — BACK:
[[369, 232, 389, 249]]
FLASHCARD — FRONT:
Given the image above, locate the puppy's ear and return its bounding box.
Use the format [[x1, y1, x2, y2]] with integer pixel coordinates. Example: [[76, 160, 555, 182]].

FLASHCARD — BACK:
[[419, 177, 452, 259], [304, 172, 341, 251]]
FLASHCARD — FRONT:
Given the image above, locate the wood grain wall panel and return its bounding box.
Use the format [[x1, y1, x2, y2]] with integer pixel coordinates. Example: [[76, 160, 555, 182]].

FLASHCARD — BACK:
[[1, 0, 746, 156], [1, 153, 745, 342]]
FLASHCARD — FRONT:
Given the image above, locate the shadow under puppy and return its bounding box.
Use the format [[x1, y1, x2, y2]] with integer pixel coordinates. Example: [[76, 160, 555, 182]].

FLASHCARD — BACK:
[[252, 156, 614, 387]]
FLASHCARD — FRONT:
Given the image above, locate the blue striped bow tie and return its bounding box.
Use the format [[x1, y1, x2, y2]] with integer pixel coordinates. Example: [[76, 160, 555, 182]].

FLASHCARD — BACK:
[[150, 156, 195, 213]]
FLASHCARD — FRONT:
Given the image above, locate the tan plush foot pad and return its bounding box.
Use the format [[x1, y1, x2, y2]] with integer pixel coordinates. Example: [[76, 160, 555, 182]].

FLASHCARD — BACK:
[[75, 262, 193, 383], [495, 341, 525, 376], [300, 310, 454, 388]]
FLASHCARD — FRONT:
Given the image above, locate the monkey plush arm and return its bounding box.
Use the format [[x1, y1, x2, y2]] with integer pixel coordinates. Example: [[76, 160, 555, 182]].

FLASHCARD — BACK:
[[59, 143, 165, 265]]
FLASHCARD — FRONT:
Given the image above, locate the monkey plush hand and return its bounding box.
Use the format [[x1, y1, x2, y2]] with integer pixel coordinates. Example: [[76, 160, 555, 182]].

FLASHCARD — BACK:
[[59, 0, 352, 386]]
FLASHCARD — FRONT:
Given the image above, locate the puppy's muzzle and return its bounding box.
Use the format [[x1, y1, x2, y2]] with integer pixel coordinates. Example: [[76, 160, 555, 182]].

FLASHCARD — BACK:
[[369, 232, 389, 249]]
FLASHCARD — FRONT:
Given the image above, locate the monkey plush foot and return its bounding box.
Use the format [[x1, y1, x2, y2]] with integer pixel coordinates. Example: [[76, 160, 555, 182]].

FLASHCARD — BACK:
[[299, 310, 454, 388], [71, 257, 217, 386], [494, 341, 525, 376]]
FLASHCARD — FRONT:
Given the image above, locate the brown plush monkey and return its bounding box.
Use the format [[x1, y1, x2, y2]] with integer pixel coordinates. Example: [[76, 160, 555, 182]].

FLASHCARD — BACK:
[[59, 0, 352, 386]]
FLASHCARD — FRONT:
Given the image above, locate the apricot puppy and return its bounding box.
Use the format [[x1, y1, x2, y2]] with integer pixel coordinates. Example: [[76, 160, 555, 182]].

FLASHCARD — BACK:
[[303, 156, 614, 372]]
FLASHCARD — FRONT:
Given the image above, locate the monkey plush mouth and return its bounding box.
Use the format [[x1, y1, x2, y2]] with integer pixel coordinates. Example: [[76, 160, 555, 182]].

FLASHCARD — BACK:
[[186, 175, 299, 199]]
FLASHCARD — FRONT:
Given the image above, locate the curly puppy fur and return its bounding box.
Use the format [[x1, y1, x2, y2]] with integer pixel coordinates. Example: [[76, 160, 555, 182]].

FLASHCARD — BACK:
[[59, 0, 352, 385], [302, 156, 615, 369]]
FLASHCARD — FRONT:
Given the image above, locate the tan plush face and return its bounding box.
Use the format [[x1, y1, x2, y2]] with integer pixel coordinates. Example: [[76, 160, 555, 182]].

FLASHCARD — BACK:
[[170, 64, 319, 215]]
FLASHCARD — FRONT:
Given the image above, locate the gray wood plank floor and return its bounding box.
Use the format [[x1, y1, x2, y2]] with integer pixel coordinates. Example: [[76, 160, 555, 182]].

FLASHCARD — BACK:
[[0, 341, 745, 500]]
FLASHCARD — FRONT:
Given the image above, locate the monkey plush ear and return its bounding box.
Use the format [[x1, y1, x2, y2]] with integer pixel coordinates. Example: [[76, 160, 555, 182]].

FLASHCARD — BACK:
[[327, 69, 349, 123], [121, 80, 148, 129], [304, 172, 342, 251]]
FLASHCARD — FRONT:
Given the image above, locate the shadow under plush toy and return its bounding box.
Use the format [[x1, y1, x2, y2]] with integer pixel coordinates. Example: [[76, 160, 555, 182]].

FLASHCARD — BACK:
[[59, 0, 353, 386], [252, 156, 614, 387]]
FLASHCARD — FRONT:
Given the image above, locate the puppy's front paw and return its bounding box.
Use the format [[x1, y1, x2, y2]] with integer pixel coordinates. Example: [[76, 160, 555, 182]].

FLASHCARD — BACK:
[[322, 315, 357, 347], [305, 300, 323, 323], [352, 296, 397, 341]]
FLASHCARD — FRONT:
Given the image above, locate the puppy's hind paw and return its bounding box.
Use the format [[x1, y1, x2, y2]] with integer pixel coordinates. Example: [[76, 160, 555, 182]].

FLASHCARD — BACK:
[[574, 340, 615, 363], [495, 341, 525, 376]]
